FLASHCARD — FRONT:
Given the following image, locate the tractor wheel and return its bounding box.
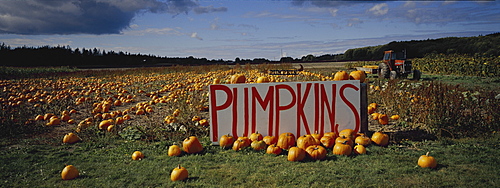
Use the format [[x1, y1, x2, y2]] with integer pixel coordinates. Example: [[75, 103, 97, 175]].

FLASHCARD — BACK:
[[390, 71, 398, 80], [378, 63, 390, 79], [412, 70, 421, 80]]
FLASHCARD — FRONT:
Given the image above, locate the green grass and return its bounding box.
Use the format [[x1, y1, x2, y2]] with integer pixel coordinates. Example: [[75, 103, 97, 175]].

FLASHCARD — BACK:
[[1, 134, 499, 187]]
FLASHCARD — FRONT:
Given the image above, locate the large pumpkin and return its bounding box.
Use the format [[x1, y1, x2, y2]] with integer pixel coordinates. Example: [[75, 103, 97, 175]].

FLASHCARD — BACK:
[[338, 129, 356, 140], [320, 135, 335, 149], [349, 70, 366, 82], [263, 135, 278, 145], [335, 136, 354, 147], [371, 131, 389, 146], [277, 132, 296, 150], [230, 74, 246, 84], [232, 138, 250, 151], [183, 136, 203, 154], [333, 71, 349, 81], [305, 145, 327, 160], [287, 147, 306, 162], [297, 134, 319, 150], [219, 134, 234, 149], [62, 132, 81, 144], [333, 141, 352, 156], [249, 131, 263, 142]]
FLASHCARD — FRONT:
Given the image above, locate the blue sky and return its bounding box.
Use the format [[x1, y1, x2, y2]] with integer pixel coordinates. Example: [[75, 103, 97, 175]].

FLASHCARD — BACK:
[[0, 0, 499, 61]]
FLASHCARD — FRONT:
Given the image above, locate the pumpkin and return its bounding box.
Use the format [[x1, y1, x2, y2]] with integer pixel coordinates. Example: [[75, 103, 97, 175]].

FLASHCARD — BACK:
[[277, 132, 296, 150], [311, 131, 322, 141], [371, 131, 389, 146], [378, 114, 389, 125], [333, 71, 349, 81], [62, 133, 81, 144], [213, 78, 221, 84], [305, 145, 327, 160], [256, 76, 270, 83], [183, 136, 203, 154], [338, 129, 356, 140], [353, 144, 367, 155], [369, 103, 378, 109], [287, 147, 306, 162], [371, 113, 381, 120], [232, 138, 249, 151], [251, 140, 267, 151], [46, 117, 61, 126], [98, 120, 112, 130], [323, 131, 337, 139], [354, 134, 371, 146], [198, 119, 209, 127], [191, 116, 201, 122], [170, 164, 189, 181], [335, 136, 354, 147], [230, 74, 246, 84], [219, 134, 234, 149], [263, 135, 278, 145], [390, 115, 400, 120], [61, 165, 79, 180], [349, 70, 366, 82], [296, 134, 318, 150], [418, 152, 437, 168], [367, 106, 376, 114], [35, 115, 44, 121], [333, 141, 352, 156], [266, 144, 282, 155], [168, 145, 182, 157], [320, 135, 335, 149], [131, 151, 144, 160], [249, 131, 263, 142]]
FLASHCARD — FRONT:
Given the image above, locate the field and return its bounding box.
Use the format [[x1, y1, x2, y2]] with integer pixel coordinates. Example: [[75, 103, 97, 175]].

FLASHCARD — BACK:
[[1, 61, 499, 187]]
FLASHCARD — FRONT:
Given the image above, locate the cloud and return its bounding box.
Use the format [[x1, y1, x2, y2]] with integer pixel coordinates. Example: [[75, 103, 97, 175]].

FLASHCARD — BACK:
[[190, 32, 202, 40], [0, 0, 227, 35], [347, 18, 363, 27], [368, 3, 389, 16]]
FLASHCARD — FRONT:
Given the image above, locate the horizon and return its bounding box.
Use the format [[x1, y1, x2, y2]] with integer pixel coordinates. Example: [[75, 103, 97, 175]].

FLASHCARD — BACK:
[[1, 0, 499, 61]]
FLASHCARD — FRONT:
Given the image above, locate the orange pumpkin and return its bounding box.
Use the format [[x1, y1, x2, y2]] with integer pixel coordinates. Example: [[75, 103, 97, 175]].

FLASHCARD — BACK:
[[249, 131, 263, 142], [353, 144, 367, 155], [305, 145, 327, 160], [263, 135, 278, 145], [338, 129, 356, 140], [232, 138, 250, 151], [287, 147, 306, 162], [371, 131, 389, 146], [349, 70, 366, 82], [297, 134, 318, 150], [256, 76, 270, 83], [333, 141, 352, 156], [168, 145, 182, 157], [333, 71, 349, 81], [378, 114, 389, 125], [170, 164, 188, 181], [251, 140, 267, 151], [131, 151, 144, 160], [277, 132, 296, 150], [230, 74, 246, 84], [61, 165, 79, 180], [354, 134, 371, 146], [219, 134, 234, 149], [182, 136, 203, 154], [418, 152, 437, 168], [266, 144, 282, 155], [62, 133, 81, 144], [320, 135, 335, 149]]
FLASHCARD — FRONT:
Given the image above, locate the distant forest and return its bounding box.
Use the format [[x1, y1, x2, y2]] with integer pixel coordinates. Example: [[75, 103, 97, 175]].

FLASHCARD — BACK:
[[1, 32, 499, 67]]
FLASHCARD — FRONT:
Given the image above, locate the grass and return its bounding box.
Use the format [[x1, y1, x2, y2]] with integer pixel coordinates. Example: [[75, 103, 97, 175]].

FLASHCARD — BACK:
[[1, 134, 499, 187]]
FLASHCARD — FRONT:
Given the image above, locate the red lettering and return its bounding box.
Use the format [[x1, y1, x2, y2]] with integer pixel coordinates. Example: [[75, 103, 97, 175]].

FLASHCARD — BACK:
[[296, 83, 312, 136], [251, 86, 274, 136], [320, 84, 336, 134], [340, 84, 360, 133], [231, 88, 238, 137], [210, 85, 233, 142], [275, 84, 296, 136], [243, 88, 249, 137]]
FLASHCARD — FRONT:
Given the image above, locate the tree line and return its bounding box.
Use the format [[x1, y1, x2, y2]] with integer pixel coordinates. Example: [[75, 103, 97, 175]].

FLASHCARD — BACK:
[[1, 32, 499, 67]]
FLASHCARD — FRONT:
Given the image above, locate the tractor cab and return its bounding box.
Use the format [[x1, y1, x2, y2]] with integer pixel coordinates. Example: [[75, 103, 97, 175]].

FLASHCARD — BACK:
[[379, 50, 421, 80]]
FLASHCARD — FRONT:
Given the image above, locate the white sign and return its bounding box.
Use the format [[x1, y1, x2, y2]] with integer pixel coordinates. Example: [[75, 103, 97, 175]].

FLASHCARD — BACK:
[[209, 80, 365, 143]]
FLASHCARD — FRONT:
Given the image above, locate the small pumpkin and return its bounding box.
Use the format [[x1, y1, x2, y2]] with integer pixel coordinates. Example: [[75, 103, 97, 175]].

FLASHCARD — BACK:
[[249, 131, 263, 142], [263, 135, 278, 145], [354, 134, 371, 146], [183, 136, 203, 154], [287, 147, 306, 162], [367, 106, 376, 114], [390, 114, 400, 120], [61, 165, 79, 180], [353, 144, 367, 155], [219, 134, 234, 149], [305, 145, 327, 160], [266, 144, 282, 155], [371, 113, 381, 120], [170, 164, 189, 181], [131, 151, 144, 160], [311, 131, 323, 141], [371, 131, 389, 146], [251, 140, 267, 151], [349, 70, 366, 82], [335, 136, 354, 147], [62, 133, 81, 144], [338, 129, 356, 140], [277, 132, 296, 150], [333, 71, 349, 81], [168, 145, 182, 157], [333, 140, 352, 156], [232, 137, 250, 151], [378, 114, 389, 125], [418, 152, 437, 168]]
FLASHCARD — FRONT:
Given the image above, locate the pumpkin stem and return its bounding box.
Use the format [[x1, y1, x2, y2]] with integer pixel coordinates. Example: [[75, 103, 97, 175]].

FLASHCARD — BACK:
[[342, 140, 349, 145], [177, 164, 182, 169], [426, 152, 430, 156]]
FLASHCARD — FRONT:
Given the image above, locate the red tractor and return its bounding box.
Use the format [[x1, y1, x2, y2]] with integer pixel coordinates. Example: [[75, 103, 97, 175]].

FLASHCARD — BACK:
[[378, 50, 421, 80]]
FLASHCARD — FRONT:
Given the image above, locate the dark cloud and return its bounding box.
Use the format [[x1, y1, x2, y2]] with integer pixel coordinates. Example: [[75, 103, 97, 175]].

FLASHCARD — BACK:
[[0, 0, 227, 35]]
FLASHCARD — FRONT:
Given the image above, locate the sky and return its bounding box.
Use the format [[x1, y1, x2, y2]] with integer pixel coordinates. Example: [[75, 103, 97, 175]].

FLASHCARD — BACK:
[[0, 0, 499, 61]]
